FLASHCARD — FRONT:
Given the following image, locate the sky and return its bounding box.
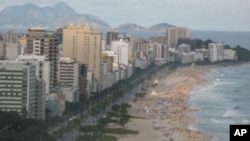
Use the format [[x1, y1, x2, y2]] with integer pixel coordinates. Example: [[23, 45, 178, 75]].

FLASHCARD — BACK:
[[0, 0, 249, 31]]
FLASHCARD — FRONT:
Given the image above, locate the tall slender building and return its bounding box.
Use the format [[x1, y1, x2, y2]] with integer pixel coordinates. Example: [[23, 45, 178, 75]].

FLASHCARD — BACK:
[[62, 24, 102, 92], [166, 27, 191, 48], [26, 28, 58, 92]]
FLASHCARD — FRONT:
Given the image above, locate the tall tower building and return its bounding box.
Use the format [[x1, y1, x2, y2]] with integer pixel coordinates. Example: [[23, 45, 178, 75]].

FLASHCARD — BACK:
[[62, 24, 102, 92], [0, 61, 37, 118], [166, 27, 191, 48], [26, 28, 59, 92]]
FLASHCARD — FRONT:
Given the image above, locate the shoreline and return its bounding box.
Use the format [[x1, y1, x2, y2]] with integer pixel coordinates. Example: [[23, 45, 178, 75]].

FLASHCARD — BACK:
[[118, 65, 216, 141]]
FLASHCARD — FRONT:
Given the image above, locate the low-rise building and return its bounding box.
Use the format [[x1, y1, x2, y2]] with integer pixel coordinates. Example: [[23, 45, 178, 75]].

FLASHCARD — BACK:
[[194, 52, 204, 61], [180, 52, 195, 64], [178, 44, 191, 53], [224, 49, 237, 61], [195, 48, 209, 59]]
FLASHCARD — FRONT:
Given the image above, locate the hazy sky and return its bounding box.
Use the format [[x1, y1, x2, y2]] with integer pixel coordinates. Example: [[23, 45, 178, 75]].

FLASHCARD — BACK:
[[0, 0, 249, 31]]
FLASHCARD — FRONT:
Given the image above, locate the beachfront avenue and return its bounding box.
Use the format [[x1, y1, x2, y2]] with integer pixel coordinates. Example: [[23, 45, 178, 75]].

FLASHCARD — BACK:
[[51, 62, 167, 141]]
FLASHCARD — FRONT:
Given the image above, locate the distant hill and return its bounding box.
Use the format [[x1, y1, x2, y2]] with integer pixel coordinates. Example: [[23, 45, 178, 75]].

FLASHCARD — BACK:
[[116, 22, 176, 33], [148, 23, 176, 32], [0, 1, 177, 35], [116, 23, 146, 31], [0, 2, 110, 30]]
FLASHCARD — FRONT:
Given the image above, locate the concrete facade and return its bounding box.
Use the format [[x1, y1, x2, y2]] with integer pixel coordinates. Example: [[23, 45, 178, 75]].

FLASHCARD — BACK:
[[0, 61, 37, 119], [26, 28, 59, 92], [62, 24, 102, 92], [208, 43, 224, 62], [166, 27, 191, 48], [17, 54, 50, 94]]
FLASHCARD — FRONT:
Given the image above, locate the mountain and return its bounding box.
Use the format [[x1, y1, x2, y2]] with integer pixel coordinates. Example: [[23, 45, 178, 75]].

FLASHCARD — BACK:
[[116, 23, 146, 31], [148, 23, 176, 32], [116, 22, 176, 33], [0, 2, 110, 30]]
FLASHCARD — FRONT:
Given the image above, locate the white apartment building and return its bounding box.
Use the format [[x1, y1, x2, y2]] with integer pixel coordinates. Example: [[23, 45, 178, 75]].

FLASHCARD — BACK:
[[180, 52, 195, 64], [194, 52, 204, 61], [224, 49, 237, 61], [111, 34, 134, 66], [111, 39, 129, 66], [17, 54, 50, 94], [208, 43, 224, 62], [58, 57, 79, 102], [178, 44, 191, 53]]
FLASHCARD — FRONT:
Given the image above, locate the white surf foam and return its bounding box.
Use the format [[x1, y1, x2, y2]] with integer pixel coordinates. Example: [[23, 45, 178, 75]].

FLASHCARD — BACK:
[[241, 119, 250, 124], [188, 124, 199, 131], [222, 110, 238, 118]]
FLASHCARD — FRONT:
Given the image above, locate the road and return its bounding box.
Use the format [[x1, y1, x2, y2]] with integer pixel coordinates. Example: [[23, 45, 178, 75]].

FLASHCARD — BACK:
[[57, 82, 144, 141], [57, 67, 168, 141]]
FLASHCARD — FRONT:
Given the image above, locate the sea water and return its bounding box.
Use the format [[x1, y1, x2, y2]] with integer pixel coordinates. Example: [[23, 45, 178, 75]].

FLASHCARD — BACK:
[[191, 30, 250, 50], [189, 63, 250, 141]]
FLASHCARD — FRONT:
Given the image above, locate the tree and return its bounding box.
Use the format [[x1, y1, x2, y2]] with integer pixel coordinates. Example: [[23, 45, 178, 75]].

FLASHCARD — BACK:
[[0, 111, 50, 141], [203, 39, 213, 48]]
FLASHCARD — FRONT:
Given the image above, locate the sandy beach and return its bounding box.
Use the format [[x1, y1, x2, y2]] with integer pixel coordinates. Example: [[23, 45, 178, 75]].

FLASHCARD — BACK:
[[119, 65, 215, 141]]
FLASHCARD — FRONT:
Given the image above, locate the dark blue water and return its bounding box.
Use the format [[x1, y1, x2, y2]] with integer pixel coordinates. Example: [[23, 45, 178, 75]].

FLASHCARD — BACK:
[[189, 63, 250, 141], [191, 30, 250, 50]]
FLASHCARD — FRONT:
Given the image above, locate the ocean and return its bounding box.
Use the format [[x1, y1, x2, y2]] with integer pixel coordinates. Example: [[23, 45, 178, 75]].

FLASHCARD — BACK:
[[191, 30, 250, 50], [189, 63, 250, 141]]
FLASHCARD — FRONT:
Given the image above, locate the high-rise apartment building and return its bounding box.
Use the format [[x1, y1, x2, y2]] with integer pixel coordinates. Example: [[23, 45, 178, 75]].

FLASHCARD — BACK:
[[17, 54, 50, 94], [26, 28, 59, 92], [58, 57, 79, 88], [0, 61, 37, 118], [208, 43, 224, 62], [58, 57, 79, 102], [62, 24, 102, 92], [166, 27, 191, 48]]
